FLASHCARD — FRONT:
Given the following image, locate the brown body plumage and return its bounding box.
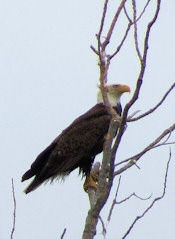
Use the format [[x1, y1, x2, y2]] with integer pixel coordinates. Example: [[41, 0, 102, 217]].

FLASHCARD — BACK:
[[21, 84, 130, 194]]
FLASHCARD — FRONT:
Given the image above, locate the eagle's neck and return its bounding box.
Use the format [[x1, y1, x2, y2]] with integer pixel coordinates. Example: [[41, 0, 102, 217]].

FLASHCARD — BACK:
[[97, 91, 121, 107]]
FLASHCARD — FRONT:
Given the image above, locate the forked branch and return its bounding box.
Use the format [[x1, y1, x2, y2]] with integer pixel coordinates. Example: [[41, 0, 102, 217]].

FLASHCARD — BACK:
[[82, 1, 163, 239], [110, 0, 161, 159], [114, 122, 175, 176], [121, 150, 171, 239], [128, 82, 175, 122]]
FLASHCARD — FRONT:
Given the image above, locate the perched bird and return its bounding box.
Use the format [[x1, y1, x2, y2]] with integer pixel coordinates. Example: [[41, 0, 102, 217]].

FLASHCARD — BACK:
[[21, 84, 130, 194]]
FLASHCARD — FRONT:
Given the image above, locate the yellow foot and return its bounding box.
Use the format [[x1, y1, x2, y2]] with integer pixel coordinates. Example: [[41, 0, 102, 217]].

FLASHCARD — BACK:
[[83, 172, 99, 192]]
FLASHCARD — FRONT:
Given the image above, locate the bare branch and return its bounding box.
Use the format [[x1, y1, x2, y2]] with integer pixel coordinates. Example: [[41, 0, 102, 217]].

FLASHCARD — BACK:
[[107, 176, 122, 222], [108, 21, 132, 60], [82, 119, 120, 239], [97, 0, 109, 64], [99, 85, 117, 114], [115, 136, 174, 169], [102, 0, 128, 50], [110, 0, 162, 168], [136, 0, 151, 22], [132, 0, 143, 61], [127, 110, 140, 120], [10, 178, 16, 239], [128, 82, 175, 122], [153, 141, 175, 149], [107, 176, 152, 224], [142, 0, 161, 63], [98, 0, 109, 47], [124, 5, 132, 22], [117, 192, 152, 204], [83, 1, 163, 238], [121, 150, 171, 239], [60, 228, 67, 239], [90, 45, 99, 55], [98, 215, 107, 238], [114, 121, 175, 176]]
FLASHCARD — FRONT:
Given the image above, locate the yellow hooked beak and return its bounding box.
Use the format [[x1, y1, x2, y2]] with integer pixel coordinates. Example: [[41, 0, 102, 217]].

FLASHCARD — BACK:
[[116, 84, 131, 93]]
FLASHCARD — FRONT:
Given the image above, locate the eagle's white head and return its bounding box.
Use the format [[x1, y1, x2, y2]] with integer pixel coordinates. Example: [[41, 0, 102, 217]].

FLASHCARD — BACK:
[[97, 84, 130, 106]]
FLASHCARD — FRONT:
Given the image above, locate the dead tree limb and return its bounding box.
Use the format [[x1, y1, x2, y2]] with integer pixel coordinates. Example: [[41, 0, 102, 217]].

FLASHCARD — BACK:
[[128, 82, 175, 122], [60, 228, 67, 239], [121, 150, 171, 239], [10, 178, 16, 239], [114, 122, 175, 176], [82, 1, 164, 238]]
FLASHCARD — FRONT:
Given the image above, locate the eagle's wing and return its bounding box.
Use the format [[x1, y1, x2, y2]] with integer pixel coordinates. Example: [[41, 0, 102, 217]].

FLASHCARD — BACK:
[[22, 104, 111, 193], [21, 142, 57, 182]]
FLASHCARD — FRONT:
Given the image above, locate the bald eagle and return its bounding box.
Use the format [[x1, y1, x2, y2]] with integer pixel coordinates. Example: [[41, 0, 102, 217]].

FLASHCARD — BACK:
[[21, 84, 130, 194]]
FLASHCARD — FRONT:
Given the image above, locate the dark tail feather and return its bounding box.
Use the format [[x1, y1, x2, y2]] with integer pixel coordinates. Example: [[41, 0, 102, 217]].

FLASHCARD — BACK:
[[21, 169, 35, 182], [24, 177, 43, 194]]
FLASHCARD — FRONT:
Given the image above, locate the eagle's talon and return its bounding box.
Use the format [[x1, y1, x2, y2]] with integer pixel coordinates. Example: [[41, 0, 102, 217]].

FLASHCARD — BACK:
[[83, 172, 99, 192]]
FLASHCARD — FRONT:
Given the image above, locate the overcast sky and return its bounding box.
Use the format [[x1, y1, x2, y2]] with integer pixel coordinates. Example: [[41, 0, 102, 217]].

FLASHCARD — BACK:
[[1, 0, 175, 239]]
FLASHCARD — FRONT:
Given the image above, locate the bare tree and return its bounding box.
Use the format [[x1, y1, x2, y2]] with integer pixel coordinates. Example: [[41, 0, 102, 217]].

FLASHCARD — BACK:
[[10, 1, 174, 239], [82, 0, 175, 238]]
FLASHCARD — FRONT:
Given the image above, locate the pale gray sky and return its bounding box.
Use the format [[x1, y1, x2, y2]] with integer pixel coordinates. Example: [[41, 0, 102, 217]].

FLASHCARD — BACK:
[[1, 0, 175, 238]]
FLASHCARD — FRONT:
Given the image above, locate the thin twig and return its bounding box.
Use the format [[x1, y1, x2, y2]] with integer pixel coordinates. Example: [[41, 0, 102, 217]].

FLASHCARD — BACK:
[[121, 149, 171, 239], [153, 141, 175, 149], [124, 5, 132, 22], [115, 141, 174, 168], [114, 121, 175, 176], [90, 45, 99, 55], [10, 178, 16, 239], [128, 82, 175, 122], [97, 0, 109, 64], [102, 0, 128, 50], [127, 110, 140, 120], [107, 176, 122, 222], [136, 0, 151, 22], [117, 192, 152, 204], [107, 176, 152, 223], [60, 228, 67, 239], [108, 21, 132, 60], [99, 215, 107, 238], [132, 0, 143, 61], [110, 0, 162, 169]]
